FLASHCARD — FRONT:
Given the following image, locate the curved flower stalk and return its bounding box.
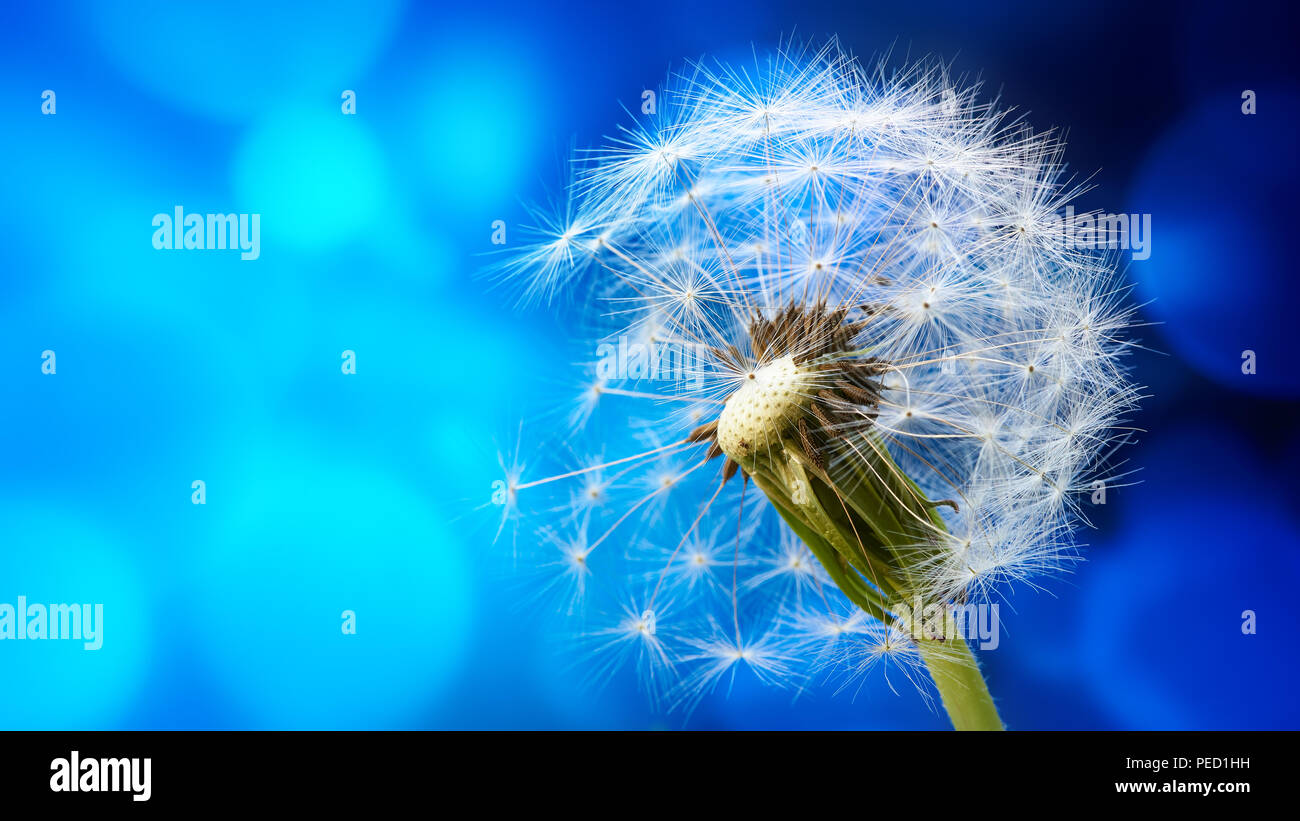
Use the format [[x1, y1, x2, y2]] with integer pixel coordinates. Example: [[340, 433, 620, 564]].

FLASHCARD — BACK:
[[493, 42, 1140, 729]]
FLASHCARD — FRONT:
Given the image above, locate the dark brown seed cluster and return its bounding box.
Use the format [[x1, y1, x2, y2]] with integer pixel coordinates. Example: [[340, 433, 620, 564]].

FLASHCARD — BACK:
[[709, 299, 882, 372], [691, 300, 889, 480]]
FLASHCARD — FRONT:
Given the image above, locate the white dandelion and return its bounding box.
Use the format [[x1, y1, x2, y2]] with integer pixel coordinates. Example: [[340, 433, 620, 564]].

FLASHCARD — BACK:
[[493, 40, 1141, 729]]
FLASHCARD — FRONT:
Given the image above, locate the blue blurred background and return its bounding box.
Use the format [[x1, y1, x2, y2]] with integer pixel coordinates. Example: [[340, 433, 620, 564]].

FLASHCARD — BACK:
[[1, 0, 1296, 729]]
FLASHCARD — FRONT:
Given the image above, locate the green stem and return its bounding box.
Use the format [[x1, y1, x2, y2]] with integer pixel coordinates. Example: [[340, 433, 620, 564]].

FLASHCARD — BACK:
[[914, 636, 1004, 731], [741, 437, 1005, 731]]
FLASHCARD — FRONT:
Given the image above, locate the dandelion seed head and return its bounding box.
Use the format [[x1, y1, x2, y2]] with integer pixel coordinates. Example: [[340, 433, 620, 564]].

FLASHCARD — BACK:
[[496, 40, 1140, 717]]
